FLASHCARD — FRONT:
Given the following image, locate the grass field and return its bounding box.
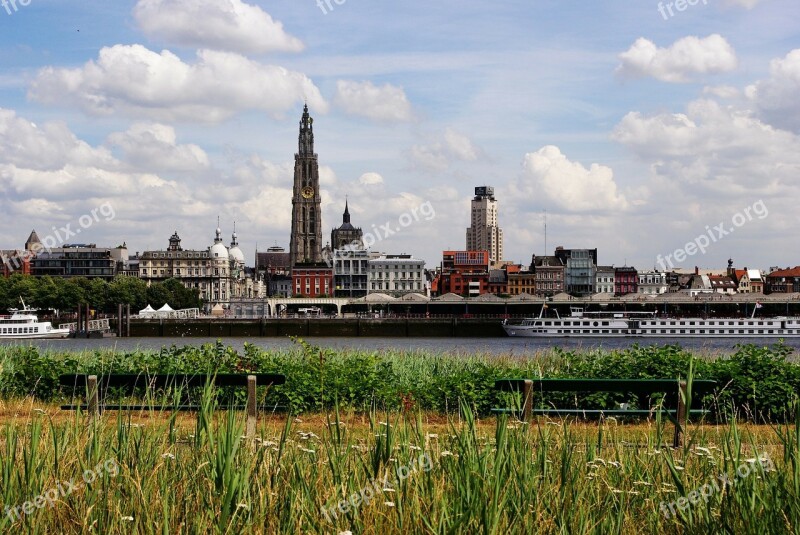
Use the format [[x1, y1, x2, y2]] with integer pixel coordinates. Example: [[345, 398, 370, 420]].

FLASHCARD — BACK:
[[0, 397, 797, 534], [1, 341, 799, 533]]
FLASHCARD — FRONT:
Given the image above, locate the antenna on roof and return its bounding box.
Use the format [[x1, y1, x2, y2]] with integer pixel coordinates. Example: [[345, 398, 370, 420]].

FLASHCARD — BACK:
[[544, 209, 547, 254]]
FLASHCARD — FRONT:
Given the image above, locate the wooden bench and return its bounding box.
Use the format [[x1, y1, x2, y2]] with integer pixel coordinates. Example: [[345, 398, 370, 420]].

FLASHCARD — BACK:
[[59, 373, 286, 438], [493, 378, 716, 447]]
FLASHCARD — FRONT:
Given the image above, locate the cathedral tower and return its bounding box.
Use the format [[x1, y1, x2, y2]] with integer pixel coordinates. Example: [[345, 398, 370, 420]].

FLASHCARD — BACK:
[[289, 104, 323, 265]]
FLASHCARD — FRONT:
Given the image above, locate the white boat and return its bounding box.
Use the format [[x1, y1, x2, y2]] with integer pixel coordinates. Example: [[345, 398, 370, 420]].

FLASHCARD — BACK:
[[502, 306, 800, 338], [0, 300, 71, 339]]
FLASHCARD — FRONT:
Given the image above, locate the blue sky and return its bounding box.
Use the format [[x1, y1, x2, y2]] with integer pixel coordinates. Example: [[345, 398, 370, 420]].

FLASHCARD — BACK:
[[1, 0, 799, 271]]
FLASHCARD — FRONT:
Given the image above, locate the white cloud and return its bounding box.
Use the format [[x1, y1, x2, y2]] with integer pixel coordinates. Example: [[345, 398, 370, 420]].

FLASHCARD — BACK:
[[133, 0, 304, 54], [334, 80, 413, 122], [0, 109, 116, 172], [407, 128, 482, 172], [703, 85, 741, 99], [745, 49, 800, 132], [723, 0, 763, 7], [29, 45, 326, 122], [617, 35, 738, 83], [107, 123, 210, 171], [512, 146, 629, 212], [358, 172, 384, 185]]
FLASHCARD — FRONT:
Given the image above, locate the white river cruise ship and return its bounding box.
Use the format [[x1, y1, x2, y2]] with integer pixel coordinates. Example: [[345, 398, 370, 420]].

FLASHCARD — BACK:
[[503, 306, 800, 338]]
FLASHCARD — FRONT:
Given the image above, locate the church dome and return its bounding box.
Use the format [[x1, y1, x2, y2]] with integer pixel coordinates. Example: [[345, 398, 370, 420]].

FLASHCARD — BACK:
[[229, 246, 244, 263], [210, 226, 228, 260], [210, 242, 229, 260]]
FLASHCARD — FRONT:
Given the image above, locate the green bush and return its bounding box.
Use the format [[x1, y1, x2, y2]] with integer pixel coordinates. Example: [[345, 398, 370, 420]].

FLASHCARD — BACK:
[[1, 340, 798, 421]]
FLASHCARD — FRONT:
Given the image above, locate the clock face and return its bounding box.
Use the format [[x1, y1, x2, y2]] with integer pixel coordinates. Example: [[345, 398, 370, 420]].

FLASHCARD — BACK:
[[301, 186, 314, 199]]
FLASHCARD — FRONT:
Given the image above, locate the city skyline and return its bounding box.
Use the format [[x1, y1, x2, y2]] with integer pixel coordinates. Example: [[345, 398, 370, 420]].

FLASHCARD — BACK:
[[0, 1, 798, 271]]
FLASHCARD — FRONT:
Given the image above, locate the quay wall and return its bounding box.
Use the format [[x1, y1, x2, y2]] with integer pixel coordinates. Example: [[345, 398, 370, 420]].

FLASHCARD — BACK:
[[129, 318, 506, 338]]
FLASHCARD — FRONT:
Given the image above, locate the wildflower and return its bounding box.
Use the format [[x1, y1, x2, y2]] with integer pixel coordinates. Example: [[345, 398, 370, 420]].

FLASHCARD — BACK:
[[299, 447, 316, 454], [384, 501, 395, 507], [426, 433, 438, 439], [409, 445, 422, 451], [695, 446, 711, 456], [383, 488, 396, 493], [339, 531, 353, 535], [237, 503, 249, 510], [121, 516, 134, 522], [162, 453, 175, 460], [441, 451, 454, 457]]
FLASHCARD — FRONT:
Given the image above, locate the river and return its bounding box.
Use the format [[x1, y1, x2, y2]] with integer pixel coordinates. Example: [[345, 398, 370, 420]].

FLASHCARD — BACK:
[[3, 336, 800, 356]]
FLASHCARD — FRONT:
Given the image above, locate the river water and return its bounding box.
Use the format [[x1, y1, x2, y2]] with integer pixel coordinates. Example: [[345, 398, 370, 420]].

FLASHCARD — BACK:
[[3, 336, 800, 356]]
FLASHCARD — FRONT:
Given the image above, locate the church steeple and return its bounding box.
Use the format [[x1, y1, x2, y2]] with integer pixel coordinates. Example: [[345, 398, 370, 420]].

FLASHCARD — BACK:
[[298, 103, 314, 157], [290, 105, 323, 265], [343, 198, 350, 224]]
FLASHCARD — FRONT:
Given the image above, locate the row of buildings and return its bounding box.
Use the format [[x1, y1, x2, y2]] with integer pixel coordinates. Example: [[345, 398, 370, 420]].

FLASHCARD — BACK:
[[3, 105, 800, 307]]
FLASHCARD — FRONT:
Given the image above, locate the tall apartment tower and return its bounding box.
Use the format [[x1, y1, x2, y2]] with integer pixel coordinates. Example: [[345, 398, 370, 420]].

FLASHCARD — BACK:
[[289, 104, 323, 266], [466, 186, 503, 267]]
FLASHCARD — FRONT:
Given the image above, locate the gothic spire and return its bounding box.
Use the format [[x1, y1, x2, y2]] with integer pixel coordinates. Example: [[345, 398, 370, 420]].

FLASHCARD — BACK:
[[343, 197, 350, 224]]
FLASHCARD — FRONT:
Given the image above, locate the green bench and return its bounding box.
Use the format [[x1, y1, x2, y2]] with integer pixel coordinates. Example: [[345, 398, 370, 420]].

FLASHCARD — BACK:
[[59, 373, 286, 438], [493, 378, 716, 447]]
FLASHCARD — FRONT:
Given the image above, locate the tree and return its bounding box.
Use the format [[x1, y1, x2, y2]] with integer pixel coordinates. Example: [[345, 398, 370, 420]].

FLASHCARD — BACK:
[[108, 276, 147, 311]]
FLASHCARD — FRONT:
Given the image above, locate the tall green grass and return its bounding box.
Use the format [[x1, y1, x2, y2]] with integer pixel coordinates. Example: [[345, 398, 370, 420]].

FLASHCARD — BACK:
[[0, 395, 797, 533]]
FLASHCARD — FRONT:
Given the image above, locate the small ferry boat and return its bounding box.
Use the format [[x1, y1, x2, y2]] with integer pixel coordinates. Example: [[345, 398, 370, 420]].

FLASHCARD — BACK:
[[502, 306, 800, 338], [0, 300, 71, 339]]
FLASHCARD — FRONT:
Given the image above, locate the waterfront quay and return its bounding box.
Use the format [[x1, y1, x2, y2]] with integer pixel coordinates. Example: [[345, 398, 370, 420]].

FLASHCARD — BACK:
[[126, 293, 800, 338]]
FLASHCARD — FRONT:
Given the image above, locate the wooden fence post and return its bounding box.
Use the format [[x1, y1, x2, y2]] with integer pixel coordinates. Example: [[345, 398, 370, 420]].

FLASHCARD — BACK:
[[522, 379, 533, 421], [673, 380, 687, 448], [246, 375, 257, 439], [87, 375, 99, 419]]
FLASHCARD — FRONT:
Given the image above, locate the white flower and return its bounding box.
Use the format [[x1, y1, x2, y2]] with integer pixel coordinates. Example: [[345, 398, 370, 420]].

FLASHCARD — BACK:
[[426, 433, 438, 439], [339, 531, 353, 535], [441, 451, 454, 457], [162, 453, 175, 460], [236, 503, 249, 510], [121, 516, 134, 522], [384, 501, 395, 507]]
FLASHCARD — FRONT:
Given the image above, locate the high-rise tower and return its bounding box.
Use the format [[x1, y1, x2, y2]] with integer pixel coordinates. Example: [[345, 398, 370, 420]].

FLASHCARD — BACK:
[[466, 186, 504, 267], [289, 104, 323, 265]]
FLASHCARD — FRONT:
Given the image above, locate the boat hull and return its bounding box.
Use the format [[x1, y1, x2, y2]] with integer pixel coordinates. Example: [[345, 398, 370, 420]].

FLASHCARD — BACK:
[[503, 317, 800, 338]]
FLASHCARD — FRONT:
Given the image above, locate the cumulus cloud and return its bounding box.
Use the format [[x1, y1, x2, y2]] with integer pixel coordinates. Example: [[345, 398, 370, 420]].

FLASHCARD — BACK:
[[107, 123, 210, 172], [134, 0, 304, 54], [29, 45, 326, 122], [745, 49, 800, 132], [408, 128, 482, 172], [613, 99, 800, 197], [334, 80, 413, 122], [617, 35, 737, 83], [512, 146, 629, 212], [358, 172, 384, 185], [0, 109, 116, 172]]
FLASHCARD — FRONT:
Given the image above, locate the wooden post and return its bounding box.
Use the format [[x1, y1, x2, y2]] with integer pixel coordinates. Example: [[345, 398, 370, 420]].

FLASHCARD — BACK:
[[87, 375, 99, 418], [522, 379, 533, 421], [125, 304, 131, 337], [117, 304, 123, 337], [673, 380, 687, 448], [246, 375, 257, 439]]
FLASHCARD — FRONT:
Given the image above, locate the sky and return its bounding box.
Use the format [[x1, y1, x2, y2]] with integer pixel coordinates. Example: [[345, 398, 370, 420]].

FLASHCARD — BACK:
[[0, 0, 798, 272]]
